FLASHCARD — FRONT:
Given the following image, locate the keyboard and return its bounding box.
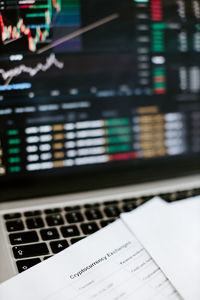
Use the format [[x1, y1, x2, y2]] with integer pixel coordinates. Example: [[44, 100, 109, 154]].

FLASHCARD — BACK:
[[3, 188, 200, 273]]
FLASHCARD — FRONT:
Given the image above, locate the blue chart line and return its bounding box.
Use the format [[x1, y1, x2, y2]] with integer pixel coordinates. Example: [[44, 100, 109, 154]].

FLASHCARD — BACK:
[[0, 83, 32, 91]]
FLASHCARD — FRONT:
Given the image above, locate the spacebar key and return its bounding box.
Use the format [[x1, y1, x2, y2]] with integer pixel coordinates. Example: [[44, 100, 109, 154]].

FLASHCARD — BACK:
[[13, 243, 49, 259]]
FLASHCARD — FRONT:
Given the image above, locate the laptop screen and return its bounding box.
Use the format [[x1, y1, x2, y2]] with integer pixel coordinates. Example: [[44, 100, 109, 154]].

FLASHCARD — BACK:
[[0, 0, 200, 188]]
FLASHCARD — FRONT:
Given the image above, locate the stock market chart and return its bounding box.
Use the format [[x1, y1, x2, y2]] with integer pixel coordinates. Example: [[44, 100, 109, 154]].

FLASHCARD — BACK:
[[0, 0, 200, 178]]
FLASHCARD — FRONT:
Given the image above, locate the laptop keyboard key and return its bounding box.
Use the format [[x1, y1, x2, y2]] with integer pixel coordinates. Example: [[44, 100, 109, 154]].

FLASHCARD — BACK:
[[100, 219, 116, 228], [122, 203, 137, 212], [175, 191, 188, 201], [64, 205, 81, 212], [84, 203, 100, 208], [123, 198, 137, 203], [44, 208, 61, 215], [26, 217, 44, 229], [16, 258, 41, 273], [71, 237, 86, 245], [9, 231, 39, 245], [43, 256, 53, 260], [13, 243, 49, 259], [85, 209, 103, 220], [40, 228, 60, 241], [103, 201, 118, 206], [4, 213, 21, 220], [24, 211, 41, 217], [141, 196, 152, 202], [6, 220, 24, 232], [66, 212, 84, 223], [193, 188, 200, 196], [46, 214, 64, 226], [50, 240, 69, 254], [159, 193, 172, 202], [61, 225, 80, 238], [81, 222, 99, 235], [104, 206, 120, 218]]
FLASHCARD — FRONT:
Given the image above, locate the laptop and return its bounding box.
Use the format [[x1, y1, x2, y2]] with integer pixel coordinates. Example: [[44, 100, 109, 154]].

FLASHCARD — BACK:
[[0, 0, 200, 283]]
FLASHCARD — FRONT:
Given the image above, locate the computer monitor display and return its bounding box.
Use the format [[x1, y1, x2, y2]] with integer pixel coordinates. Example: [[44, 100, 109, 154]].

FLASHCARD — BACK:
[[0, 0, 200, 182]]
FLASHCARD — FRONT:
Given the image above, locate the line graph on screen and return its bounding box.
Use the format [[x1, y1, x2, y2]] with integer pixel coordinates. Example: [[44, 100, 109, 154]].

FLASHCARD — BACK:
[[0, 53, 64, 85], [0, 0, 118, 86]]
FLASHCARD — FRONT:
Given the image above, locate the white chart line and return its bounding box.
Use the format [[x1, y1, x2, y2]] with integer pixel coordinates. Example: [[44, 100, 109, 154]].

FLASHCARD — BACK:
[[0, 53, 64, 85], [37, 13, 119, 54]]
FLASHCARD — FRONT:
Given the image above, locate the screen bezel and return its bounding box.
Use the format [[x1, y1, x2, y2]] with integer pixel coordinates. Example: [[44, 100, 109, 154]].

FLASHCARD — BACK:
[[1, 153, 200, 202]]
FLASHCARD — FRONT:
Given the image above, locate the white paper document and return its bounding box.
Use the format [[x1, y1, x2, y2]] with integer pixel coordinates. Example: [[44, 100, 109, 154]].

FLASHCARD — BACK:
[[0, 219, 180, 300], [121, 197, 200, 300]]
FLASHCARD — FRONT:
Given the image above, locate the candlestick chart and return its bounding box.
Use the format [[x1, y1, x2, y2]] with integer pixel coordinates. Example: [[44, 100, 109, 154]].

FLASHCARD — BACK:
[[0, 0, 81, 53]]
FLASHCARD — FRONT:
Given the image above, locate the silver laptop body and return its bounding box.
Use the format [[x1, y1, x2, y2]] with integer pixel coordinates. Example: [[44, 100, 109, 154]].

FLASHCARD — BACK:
[[0, 0, 200, 284]]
